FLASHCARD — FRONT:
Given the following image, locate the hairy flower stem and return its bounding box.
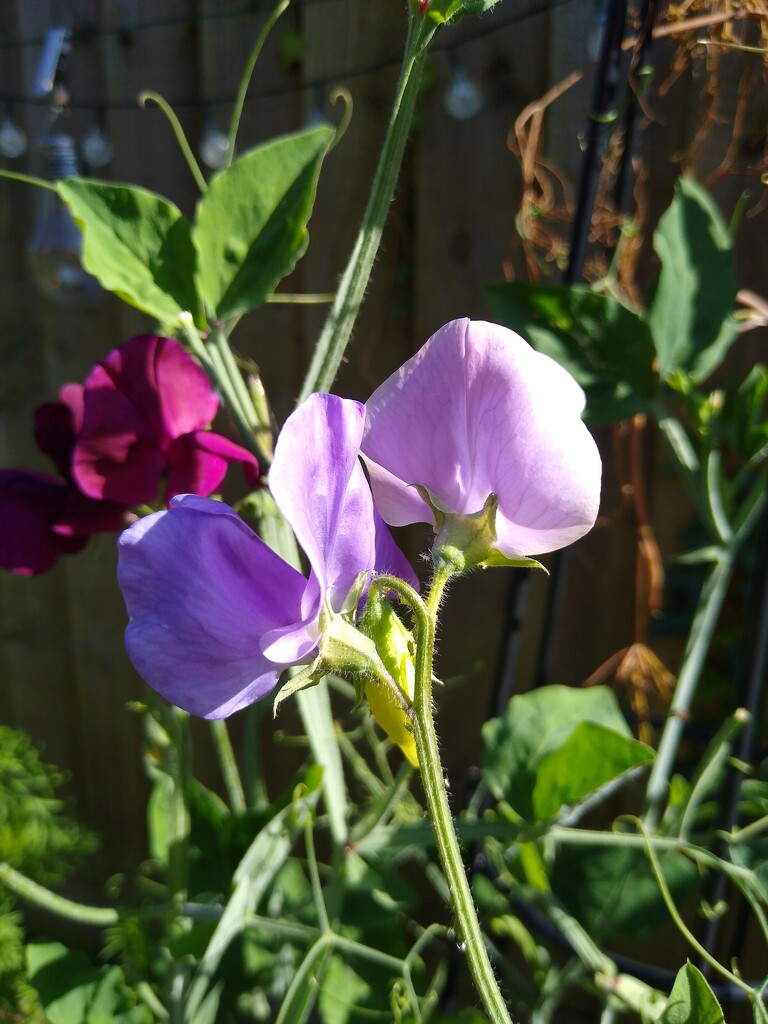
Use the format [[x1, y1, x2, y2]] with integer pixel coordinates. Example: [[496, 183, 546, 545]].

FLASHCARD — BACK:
[[297, 15, 434, 402], [377, 570, 513, 1023]]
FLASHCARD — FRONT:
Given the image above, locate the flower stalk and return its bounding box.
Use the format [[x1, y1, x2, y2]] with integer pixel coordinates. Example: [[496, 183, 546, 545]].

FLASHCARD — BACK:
[[377, 570, 514, 1024], [297, 14, 435, 401]]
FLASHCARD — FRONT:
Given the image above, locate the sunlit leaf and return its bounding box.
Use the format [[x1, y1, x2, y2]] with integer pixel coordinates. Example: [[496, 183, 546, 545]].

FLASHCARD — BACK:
[[194, 126, 334, 319], [659, 963, 725, 1024], [26, 942, 152, 1024], [648, 177, 737, 384], [318, 955, 371, 1024], [57, 178, 202, 326], [481, 685, 653, 822]]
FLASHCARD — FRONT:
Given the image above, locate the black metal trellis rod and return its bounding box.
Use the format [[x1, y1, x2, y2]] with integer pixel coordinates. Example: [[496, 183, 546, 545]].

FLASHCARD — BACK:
[[564, 0, 628, 285]]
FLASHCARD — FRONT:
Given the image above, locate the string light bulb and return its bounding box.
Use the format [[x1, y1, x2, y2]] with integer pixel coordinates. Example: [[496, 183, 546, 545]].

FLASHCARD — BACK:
[[443, 60, 483, 121], [0, 109, 27, 159], [199, 118, 229, 170], [81, 121, 113, 168], [27, 133, 104, 307]]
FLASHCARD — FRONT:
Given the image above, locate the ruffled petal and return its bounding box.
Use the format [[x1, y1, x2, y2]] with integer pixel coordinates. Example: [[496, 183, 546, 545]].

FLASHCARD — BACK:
[[73, 336, 221, 505], [164, 431, 260, 502], [362, 319, 601, 556], [118, 495, 310, 718]]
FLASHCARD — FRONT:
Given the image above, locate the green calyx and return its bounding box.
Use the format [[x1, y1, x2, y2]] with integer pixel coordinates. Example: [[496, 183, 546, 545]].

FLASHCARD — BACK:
[[273, 597, 416, 725], [415, 485, 547, 575]]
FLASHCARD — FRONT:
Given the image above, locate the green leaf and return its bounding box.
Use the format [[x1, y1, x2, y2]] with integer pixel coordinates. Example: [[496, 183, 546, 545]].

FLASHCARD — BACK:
[[659, 963, 725, 1024], [481, 685, 653, 822], [184, 768, 322, 1021], [533, 720, 653, 820], [194, 126, 334, 319], [426, 0, 501, 23], [487, 281, 656, 425], [25, 942, 151, 1024], [648, 177, 738, 383], [318, 956, 371, 1024], [550, 843, 699, 941], [56, 178, 202, 326]]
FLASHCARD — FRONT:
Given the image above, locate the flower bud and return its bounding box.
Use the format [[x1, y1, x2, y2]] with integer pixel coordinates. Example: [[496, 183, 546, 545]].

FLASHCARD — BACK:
[[360, 595, 418, 766]]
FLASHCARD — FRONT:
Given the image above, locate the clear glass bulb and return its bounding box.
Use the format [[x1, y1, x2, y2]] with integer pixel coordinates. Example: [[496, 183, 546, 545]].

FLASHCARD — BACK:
[[200, 122, 229, 170], [444, 68, 483, 121], [27, 134, 104, 308], [81, 124, 113, 168], [0, 116, 27, 159]]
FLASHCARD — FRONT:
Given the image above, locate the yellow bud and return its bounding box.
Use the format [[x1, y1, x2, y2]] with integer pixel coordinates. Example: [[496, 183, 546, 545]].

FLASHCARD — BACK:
[[361, 600, 418, 767]]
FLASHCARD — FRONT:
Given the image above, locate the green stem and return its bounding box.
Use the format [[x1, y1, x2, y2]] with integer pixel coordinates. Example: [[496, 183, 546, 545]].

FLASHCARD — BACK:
[[405, 568, 513, 1024], [139, 92, 207, 193], [0, 862, 118, 927], [304, 817, 330, 932], [179, 314, 265, 466], [225, 0, 289, 168], [209, 719, 246, 813], [209, 325, 273, 467], [168, 707, 192, 896], [642, 549, 735, 828], [637, 821, 755, 999], [297, 15, 434, 402]]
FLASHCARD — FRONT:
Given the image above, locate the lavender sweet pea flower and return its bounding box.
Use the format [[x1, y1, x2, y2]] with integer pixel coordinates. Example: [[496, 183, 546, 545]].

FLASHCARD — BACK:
[[118, 393, 414, 719], [361, 318, 601, 560]]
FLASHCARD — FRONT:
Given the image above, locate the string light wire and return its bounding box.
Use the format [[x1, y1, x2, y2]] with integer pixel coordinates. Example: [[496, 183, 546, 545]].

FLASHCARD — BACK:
[[0, 0, 577, 113]]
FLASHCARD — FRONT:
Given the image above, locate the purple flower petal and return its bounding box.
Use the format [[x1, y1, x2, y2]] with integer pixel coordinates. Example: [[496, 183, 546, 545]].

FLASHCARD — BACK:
[[118, 495, 311, 718], [269, 393, 379, 610], [361, 319, 601, 557], [0, 469, 87, 575]]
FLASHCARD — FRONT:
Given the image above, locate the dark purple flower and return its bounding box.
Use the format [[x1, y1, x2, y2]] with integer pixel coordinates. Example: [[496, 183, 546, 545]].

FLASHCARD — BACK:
[[0, 470, 88, 576], [72, 335, 258, 506], [361, 319, 602, 559], [118, 393, 414, 719]]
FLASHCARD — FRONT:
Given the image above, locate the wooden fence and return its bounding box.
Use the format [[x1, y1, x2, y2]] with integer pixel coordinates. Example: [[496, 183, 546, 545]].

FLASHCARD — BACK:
[[0, 0, 766, 873]]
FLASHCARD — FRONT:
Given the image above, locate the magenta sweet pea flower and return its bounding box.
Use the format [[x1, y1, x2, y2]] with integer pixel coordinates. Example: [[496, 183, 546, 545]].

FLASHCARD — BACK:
[[0, 385, 130, 576], [117, 393, 415, 719], [361, 319, 601, 561], [72, 334, 258, 506]]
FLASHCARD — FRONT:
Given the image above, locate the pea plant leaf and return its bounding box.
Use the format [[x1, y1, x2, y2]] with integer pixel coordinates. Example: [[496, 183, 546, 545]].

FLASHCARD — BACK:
[[25, 941, 152, 1024], [56, 178, 203, 327], [193, 125, 334, 320], [550, 842, 699, 941], [481, 685, 653, 822], [487, 280, 656, 425], [659, 963, 726, 1024], [648, 176, 738, 384]]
